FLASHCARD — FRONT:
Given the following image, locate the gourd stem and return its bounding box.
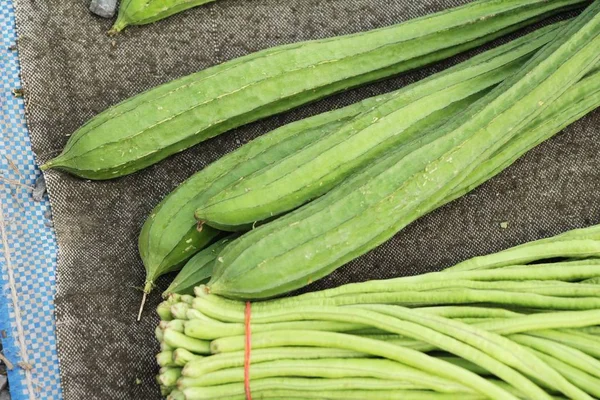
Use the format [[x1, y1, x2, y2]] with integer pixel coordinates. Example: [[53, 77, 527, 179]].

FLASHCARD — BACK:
[[108, 18, 128, 35], [138, 292, 147, 321], [138, 281, 154, 321]]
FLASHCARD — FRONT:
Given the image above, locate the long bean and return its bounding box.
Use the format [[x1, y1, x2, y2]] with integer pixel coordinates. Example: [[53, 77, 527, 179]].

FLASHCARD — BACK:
[[208, 304, 592, 398], [529, 349, 600, 398], [156, 351, 175, 368], [163, 329, 211, 355], [160, 385, 173, 397], [182, 388, 487, 400], [170, 303, 190, 320], [510, 334, 600, 380], [561, 328, 600, 342], [319, 279, 600, 297], [446, 223, 600, 272], [211, 306, 556, 400], [158, 367, 181, 387], [193, 290, 600, 323], [182, 347, 366, 377], [355, 305, 588, 399], [196, 261, 600, 310], [184, 319, 365, 340], [157, 301, 174, 321], [529, 330, 600, 358], [357, 306, 600, 352], [579, 326, 600, 335], [179, 358, 471, 393], [162, 320, 185, 333], [172, 349, 202, 367], [436, 356, 490, 376], [473, 310, 600, 334], [178, 376, 454, 399], [155, 326, 164, 342], [167, 390, 184, 400], [418, 306, 522, 319], [447, 241, 600, 272], [582, 277, 600, 284], [160, 226, 600, 399], [247, 261, 600, 303], [212, 330, 518, 400]]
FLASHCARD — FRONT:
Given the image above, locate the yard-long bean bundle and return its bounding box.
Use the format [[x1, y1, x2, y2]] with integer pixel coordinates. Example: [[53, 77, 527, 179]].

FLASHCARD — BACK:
[[156, 224, 600, 400]]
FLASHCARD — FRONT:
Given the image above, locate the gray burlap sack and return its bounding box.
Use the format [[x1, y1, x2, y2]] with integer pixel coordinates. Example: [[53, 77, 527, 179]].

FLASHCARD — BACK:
[[13, 0, 600, 398]]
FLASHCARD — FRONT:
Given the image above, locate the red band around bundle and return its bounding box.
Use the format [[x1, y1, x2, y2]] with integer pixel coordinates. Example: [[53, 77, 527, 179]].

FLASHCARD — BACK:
[[244, 301, 252, 400]]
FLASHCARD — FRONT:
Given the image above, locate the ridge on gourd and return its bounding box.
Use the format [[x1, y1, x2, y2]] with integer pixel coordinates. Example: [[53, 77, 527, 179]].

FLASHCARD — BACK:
[[42, 0, 586, 180], [206, 2, 600, 300], [440, 65, 600, 211], [110, 0, 217, 33], [137, 21, 566, 304], [194, 23, 565, 230]]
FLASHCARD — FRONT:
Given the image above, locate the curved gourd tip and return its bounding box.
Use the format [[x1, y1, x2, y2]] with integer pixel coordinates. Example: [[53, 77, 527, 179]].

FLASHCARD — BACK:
[[108, 18, 128, 35], [41, 154, 67, 171], [196, 220, 205, 233]]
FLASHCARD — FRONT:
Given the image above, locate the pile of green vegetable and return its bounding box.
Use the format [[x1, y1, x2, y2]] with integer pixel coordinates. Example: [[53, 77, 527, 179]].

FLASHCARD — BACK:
[[46, 0, 600, 316], [155, 224, 600, 400], [155, 0, 600, 306], [144, 19, 579, 306], [42, 1, 600, 397]]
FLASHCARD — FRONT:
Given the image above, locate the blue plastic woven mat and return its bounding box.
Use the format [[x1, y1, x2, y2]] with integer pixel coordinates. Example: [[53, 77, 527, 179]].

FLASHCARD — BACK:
[[0, 1, 62, 399]]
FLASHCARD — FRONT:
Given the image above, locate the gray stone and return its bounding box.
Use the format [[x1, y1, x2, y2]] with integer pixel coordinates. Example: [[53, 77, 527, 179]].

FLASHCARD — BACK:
[[32, 174, 46, 202], [89, 0, 117, 18]]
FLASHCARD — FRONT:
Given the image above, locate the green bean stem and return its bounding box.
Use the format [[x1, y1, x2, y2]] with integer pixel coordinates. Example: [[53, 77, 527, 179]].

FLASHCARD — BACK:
[[172, 348, 203, 367], [157, 301, 173, 321], [163, 329, 211, 355], [156, 351, 175, 368], [170, 303, 190, 320], [158, 366, 181, 387]]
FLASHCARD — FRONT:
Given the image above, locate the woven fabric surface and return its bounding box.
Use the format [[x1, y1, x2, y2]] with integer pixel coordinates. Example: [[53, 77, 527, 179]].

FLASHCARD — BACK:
[[11, 0, 600, 399], [0, 2, 62, 400]]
